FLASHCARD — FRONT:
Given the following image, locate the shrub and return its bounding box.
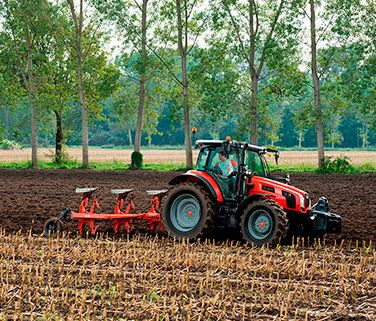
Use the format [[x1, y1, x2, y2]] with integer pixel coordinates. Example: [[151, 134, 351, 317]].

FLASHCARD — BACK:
[[52, 150, 71, 165], [320, 155, 354, 173], [130, 151, 143, 169], [0, 139, 21, 150]]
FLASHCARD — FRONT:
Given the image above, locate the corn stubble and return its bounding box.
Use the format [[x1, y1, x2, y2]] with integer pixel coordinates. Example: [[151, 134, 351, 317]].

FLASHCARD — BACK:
[[0, 230, 374, 321]]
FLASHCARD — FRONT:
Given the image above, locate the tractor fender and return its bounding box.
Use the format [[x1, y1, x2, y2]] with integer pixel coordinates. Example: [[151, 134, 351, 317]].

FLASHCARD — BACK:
[[237, 194, 270, 214], [169, 172, 224, 202]]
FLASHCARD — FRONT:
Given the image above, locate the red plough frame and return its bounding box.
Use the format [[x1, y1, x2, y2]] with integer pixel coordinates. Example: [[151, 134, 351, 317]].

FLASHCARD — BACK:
[[68, 187, 167, 235]]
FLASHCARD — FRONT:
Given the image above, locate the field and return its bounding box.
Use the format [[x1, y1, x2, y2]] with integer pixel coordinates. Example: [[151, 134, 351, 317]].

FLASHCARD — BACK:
[[0, 169, 375, 241], [0, 169, 375, 320], [0, 232, 375, 321], [0, 148, 376, 166]]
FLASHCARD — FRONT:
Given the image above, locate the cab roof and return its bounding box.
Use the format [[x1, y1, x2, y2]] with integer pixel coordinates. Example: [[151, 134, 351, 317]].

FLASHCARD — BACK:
[[195, 139, 279, 154]]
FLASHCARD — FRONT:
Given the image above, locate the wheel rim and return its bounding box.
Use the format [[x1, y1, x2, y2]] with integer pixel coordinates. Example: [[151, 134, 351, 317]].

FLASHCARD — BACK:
[[247, 209, 273, 240], [170, 194, 201, 233]]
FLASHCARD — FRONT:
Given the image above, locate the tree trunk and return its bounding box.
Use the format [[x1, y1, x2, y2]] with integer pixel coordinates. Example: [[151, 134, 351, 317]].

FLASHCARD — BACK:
[[134, 0, 148, 153], [248, 1, 258, 145], [356, 127, 359, 148], [77, 51, 89, 168], [210, 122, 217, 140], [298, 128, 302, 148], [362, 124, 367, 148], [128, 127, 133, 146], [4, 107, 9, 139], [182, 68, 193, 168], [250, 75, 258, 144], [68, 0, 89, 167], [310, 0, 324, 168], [176, 0, 193, 169], [54, 110, 63, 164], [25, 26, 38, 168]]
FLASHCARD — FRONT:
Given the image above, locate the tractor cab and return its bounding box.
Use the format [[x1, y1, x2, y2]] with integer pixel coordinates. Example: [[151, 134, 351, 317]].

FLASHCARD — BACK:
[[196, 141, 267, 176], [195, 140, 272, 199]]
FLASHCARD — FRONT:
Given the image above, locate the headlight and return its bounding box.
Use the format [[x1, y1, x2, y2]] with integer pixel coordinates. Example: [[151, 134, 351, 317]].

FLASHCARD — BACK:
[[299, 195, 305, 207]]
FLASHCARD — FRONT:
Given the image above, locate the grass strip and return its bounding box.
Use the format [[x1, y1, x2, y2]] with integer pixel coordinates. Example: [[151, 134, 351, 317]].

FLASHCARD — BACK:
[[0, 160, 375, 173]]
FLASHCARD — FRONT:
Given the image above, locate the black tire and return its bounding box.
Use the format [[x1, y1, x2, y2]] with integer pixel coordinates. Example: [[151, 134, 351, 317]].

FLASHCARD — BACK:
[[43, 217, 62, 237], [240, 199, 287, 246], [161, 182, 215, 240]]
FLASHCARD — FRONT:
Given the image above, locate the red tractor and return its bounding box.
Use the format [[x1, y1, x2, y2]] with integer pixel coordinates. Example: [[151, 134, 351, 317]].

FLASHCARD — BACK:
[[44, 139, 341, 246], [160, 139, 341, 245]]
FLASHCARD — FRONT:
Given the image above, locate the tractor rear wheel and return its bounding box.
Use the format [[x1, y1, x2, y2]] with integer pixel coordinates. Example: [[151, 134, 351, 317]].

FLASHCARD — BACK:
[[161, 182, 215, 240], [43, 217, 62, 237], [240, 199, 287, 246]]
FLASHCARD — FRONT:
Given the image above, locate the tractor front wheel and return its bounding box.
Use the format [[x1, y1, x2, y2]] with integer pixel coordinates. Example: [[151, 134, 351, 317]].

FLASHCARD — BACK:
[[161, 183, 215, 240], [240, 199, 287, 246]]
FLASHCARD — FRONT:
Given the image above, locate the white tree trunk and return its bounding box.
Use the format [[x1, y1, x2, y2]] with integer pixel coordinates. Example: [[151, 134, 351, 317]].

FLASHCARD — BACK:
[[310, 0, 325, 168]]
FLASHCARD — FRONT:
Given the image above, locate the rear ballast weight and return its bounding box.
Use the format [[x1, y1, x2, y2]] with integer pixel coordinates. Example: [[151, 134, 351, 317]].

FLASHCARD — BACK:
[[43, 187, 167, 236]]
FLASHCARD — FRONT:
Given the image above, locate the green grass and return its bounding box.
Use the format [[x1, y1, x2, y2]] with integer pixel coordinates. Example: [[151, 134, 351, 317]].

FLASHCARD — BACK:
[[18, 144, 188, 150], [0, 160, 187, 171], [0, 160, 375, 173], [272, 146, 376, 152], [269, 162, 376, 173], [268, 164, 318, 173]]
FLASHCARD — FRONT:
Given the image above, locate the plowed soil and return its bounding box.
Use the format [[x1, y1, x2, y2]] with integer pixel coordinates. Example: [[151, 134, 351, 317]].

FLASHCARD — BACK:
[[0, 169, 375, 241]]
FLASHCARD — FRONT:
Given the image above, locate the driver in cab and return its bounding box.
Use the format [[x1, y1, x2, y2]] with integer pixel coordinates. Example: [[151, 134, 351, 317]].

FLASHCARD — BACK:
[[215, 150, 236, 178]]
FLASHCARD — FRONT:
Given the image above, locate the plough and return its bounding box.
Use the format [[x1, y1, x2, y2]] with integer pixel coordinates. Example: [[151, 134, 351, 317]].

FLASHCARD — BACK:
[[43, 187, 168, 236]]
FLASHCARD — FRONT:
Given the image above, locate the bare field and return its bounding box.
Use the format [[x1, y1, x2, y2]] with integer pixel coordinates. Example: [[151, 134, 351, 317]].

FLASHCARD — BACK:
[[0, 232, 374, 321], [0, 148, 375, 165]]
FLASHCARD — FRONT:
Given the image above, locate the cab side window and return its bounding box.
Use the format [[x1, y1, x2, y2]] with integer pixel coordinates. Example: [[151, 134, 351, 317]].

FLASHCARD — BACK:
[[208, 148, 220, 169], [246, 151, 264, 176], [196, 148, 209, 170]]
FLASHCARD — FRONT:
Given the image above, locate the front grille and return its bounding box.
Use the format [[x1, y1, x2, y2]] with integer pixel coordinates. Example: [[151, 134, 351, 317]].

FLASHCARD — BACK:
[[282, 190, 296, 209]]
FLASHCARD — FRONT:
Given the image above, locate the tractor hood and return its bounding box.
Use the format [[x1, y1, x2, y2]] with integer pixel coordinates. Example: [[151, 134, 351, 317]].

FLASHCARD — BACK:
[[252, 175, 307, 197], [250, 175, 311, 213]]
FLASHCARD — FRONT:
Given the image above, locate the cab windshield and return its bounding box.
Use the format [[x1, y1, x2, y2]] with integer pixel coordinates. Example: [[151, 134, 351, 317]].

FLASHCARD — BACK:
[[196, 146, 239, 171], [196, 146, 267, 177]]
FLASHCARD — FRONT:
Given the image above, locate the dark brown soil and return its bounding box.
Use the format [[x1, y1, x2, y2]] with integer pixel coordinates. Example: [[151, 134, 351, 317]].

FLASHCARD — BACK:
[[0, 169, 375, 241]]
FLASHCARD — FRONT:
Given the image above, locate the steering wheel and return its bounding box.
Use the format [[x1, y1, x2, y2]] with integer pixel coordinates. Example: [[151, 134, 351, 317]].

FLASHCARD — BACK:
[[205, 166, 223, 178], [206, 167, 238, 181]]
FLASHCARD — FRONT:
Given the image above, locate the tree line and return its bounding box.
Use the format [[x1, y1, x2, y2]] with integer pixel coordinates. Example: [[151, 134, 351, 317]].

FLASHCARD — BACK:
[[0, 0, 374, 169]]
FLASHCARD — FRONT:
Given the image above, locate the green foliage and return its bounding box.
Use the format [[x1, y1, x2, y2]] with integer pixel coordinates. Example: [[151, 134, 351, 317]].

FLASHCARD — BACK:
[[0, 139, 21, 150], [0, 0, 375, 156], [146, 290, 159, 302], [50, 149, 70, 165], [130, 151, 143, 169], [319, 156, 354, 173]]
